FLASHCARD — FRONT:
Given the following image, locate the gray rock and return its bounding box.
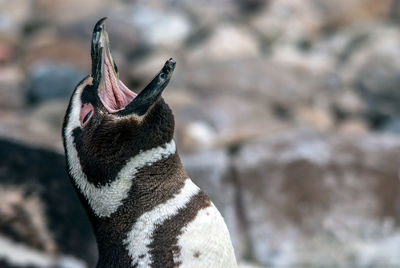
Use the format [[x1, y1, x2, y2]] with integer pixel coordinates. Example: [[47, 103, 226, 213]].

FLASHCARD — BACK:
[[345, 26, 400, 129], [179, 58, 322, 105], [26, 64, 84, 105], [129, 5, 192, 48], [249, 0, 392, 45], [187, 23, 260, 62], [172, 92, 287, 153], [381, 118, 400, 134], [0, 0, 33, 34], [0, 66, 24, 109], [0, 110, 63, 152]]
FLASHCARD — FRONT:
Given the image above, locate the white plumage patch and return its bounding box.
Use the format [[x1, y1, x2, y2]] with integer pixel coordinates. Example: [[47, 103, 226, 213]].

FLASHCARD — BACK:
[[175, 203, 237, 268], [123, 179, 200, 267], [64, 79, 176, 217]]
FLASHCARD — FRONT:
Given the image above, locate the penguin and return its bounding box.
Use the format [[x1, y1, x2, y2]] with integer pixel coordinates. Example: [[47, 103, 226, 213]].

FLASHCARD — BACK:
[[62, 18, 237, 268]]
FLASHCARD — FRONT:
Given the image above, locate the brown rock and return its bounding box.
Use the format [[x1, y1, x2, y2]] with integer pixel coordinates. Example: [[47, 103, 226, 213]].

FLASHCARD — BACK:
[[338, 120, 368, 134], [343, 25, 400, 126], [178, 59, 322, 105], [23, 34, 90, 72], [172, 93, 287, 152], [0, 110, 63, 152], [187, 24, 260, 62], [250, 0, 392, 44], [296, 106, 334, 131], [0, 66, 24, 110], [34, 0, 108, 24]]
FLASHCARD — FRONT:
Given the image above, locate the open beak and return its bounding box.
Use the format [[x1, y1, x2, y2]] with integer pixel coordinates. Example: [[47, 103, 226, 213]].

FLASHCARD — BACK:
[[90, 17, 176, 116], [91, 17, 116, 85]]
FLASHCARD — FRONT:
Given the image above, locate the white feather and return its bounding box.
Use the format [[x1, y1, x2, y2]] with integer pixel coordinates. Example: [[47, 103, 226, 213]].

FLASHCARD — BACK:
[[123, 179, 200, 267], [175, 203, 237, 267]]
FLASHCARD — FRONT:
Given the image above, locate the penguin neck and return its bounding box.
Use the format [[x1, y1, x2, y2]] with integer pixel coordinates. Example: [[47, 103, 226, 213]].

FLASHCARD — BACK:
[[89, 152, 188, 234], [72, 142, 190, 266]]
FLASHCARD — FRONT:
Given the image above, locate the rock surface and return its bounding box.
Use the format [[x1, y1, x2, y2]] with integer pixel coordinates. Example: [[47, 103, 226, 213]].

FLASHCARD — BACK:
[[232, 131, 400, 266], [26, 65, 84, 105]]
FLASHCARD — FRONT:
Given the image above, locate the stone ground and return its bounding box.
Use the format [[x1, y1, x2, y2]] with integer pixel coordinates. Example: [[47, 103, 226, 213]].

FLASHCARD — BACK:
[[1, 0, 400, 267]]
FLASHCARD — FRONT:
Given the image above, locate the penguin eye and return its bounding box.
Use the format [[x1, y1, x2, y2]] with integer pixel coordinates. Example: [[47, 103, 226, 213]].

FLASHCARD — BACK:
[[79, 103, 94, 127], [82, 111, 92, 124]]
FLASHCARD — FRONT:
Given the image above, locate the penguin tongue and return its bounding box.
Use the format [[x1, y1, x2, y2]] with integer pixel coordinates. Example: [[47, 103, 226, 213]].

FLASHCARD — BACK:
[[98, 53, 137, 113]]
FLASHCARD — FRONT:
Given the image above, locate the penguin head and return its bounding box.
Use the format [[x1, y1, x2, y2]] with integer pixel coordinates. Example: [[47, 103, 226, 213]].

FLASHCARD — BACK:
[[62, 18, 176, 186]]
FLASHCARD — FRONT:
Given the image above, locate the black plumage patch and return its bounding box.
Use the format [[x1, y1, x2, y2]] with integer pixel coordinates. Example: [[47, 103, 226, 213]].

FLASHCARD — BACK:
[[71, 98, 175, 186]]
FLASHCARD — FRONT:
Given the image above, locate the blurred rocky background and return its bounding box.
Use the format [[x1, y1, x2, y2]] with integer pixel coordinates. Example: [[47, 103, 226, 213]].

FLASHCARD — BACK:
[[0, 0, 400, 267]]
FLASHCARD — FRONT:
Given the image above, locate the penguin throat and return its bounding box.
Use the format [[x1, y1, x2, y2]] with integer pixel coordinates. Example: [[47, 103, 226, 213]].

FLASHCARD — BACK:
[[98, 54, 137, 113]]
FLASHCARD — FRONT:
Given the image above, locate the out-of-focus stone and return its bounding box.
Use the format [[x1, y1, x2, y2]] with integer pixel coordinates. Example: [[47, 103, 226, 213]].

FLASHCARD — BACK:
[[57, 18, 142, 71], [0, 100, 69, 151], [0, 66, 24, 109], [34, 0, 108, 24], [129, 5, 192, 48], [0, 111, 63, 152], [0, 36, 17, 64], [181, 1, 236, 29], [26, 64, 84, 105], [234, 0, 269, 15], [23, 34, 90, 72], [381, 118, 400, 134], [30, 99, 69, 133], [314, 0, 392, 28], [180, 121, 218, 152], [332, 89, 364, 119], [249, 0, 321, 44], [238, 261, 265, 268], [296, 106, 334, 131], [130, 52, 179, 85], [270, 44, 336, 74], [233, 131, 400, 266], [173, 94, 287, 152], [0, 0, 33, 33], [344, 26, 400, 128], [163, 89, 196, 111], [187, 24, 260, 62], [250, 0, 392, 44], [338, 119, 368, 135], [179, 59, 322, 105]]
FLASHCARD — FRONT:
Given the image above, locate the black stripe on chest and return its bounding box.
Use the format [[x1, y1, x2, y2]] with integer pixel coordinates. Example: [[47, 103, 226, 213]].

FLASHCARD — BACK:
[[148, 191, 211, 268]]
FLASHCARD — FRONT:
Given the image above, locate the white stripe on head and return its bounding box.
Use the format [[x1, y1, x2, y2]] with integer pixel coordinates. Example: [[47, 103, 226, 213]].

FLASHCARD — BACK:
[[123, 179, 200, 267], [174, 204, 237, 267], [64, 78, 176, 217]]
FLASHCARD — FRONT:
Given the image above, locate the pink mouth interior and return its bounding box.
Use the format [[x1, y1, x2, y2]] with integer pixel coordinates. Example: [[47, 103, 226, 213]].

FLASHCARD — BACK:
[[98, 54, 137, 113]]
